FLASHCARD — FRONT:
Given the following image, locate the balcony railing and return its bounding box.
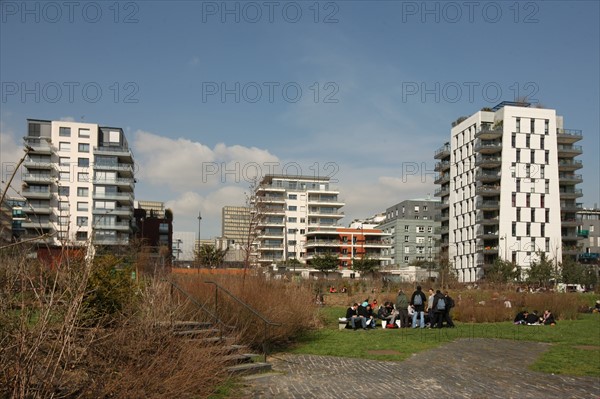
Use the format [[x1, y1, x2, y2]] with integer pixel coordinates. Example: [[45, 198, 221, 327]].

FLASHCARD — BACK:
[[435, 161, 451, 171], [475, 155, 502, 167], [434, 143, 451, 159], [558, 160, 583, 169], [474, 141, 502, 153]]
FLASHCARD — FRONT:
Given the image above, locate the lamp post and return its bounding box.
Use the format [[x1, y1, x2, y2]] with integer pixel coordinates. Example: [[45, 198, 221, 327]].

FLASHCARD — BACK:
[[197, 211, 202, 269]]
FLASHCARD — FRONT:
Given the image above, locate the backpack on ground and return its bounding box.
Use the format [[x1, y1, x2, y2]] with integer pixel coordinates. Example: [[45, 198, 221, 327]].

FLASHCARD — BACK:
[[413, 294, 423, 306], [436, 297, 446, 311]]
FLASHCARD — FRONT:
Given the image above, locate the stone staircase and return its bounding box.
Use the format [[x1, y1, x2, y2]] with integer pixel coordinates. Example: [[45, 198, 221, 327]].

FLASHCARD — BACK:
[[170, 321, 272, 376]]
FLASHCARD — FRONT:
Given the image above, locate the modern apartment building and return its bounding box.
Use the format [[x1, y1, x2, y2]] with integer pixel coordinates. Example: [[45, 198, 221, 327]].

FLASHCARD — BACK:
[[254, 174, 344, 266], [304, 227, 391, 275], [21, 119, 135, 248], [221, 205, 252, 246], [435, 102, 583, 282], [377, 199, 440, 267], [135, 200, 165, 218]]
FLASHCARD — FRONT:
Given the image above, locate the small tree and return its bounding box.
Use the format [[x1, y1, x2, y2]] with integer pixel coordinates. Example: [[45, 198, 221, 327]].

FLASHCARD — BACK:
[[241, 179, 265, 275], [310, 252, 338, 278], [352, 255, 380, 279], [526, 252, 554, 288], [485, 258, 518, 284], [195, 244, 227, 268]]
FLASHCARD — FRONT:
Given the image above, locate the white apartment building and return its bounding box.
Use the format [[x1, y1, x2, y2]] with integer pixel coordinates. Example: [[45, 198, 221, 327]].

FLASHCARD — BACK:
[[435, 102, 583, 282], [21, 119, 135, 247], [254, 175, 344, 266]]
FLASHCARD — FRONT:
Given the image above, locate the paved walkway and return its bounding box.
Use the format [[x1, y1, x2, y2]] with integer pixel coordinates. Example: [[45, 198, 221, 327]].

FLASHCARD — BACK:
[[241, 339, 600, 398]]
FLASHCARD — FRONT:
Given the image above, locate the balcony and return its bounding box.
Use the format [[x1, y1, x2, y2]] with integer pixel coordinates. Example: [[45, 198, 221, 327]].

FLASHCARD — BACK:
[[94, 221, 131, 231], [93, 177, 135, 191], [476, 230, 499, 239], [23, 160, 53, 170], [22, 173, 54, 183], [436, 201, 450, 210], [21, 221, 53, 230], [562, 246, 580, 255], [475, 155, 502, 168], [434, 185, 450, 197], [434, 173, 450, 185], [476, 214, 500, 225], [304, 239, 340, 247], [93, 146, 133, 161], [474, 123, 503, 140], [578, 230, 589, 238], [435, 161, 451, 172], [560, 202, 583, 212], [24, 205, 52, 214], [24, 137, 54, 154], [558, 159, 583, 171], [434, 213, 449, 222], [474, 140, 502, 154], [307, 196, 344, 205], [262, 218, 285, 226], [475, 184, 501, 196], [261, 195, 285, 203], [475, 170, 501, 183], [93, 235, 130, 245], [476, 245, 499, 254], [93, 162, 134, 176], [556, 128, 582, 144], [92, 207, 133, 217], [557, 144, 583, 157], [434, 143, 451, 159], [363, 240, 389, 248], [260, 231, 284, 239], [307, 210, 344, 218], [92, 192, 133, 202], [22, 189, 52, 199], [476, 200, 500, 210], [258, 243, 285, 250], [559, 189, 583, 199], [560, 217, 578, 227], [262, 206, 285, 215], [559, 174, 583, 184]]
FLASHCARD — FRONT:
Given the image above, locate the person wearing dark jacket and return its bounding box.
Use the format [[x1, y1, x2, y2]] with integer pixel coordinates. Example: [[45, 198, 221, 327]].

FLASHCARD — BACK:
[[346, 303, 367, 330], [432, 290, 446, 328], [526, 310, 541, 324], [541, 310, 556, 325], [443, 291, 456, 328], [410, 286, 427, 328], [514, 310, 528, 325], [395, 290, 409, 328]]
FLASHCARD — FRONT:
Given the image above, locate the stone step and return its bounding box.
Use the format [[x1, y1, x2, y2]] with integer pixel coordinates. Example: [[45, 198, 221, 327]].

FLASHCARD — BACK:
[[222, 353, 261, 364], [227, 362, 272, 376], [173, 328, 220, 337]]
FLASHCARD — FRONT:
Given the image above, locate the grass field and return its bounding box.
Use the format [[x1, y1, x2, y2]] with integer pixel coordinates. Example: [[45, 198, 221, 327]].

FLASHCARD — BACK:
[[286, 306, 600, 377]]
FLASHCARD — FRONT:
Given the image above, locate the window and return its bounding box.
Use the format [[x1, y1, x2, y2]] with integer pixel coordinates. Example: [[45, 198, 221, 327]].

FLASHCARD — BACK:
[[545, 150, 549, 164], [414, 206, 420, 213], [545, 179, 549, 194], [417, 226, 425, 233], [511, 133, 516, 148], [288, 205, 297, 211], [77, 187, 89, 197], [416, 236, 425, 244], [427, 226, 433, 233], [544, 120, 549, 135], [76, 231, 88, 241], [540, 137, 545, 149], [59, 172, 70, 181], [79, 128, 90, 138], [59, 142, 71, 151], [423, 206, 428, 211], [404, 256, 409, 262], [59, 201, 69, 210], [77, 202, 88, 211], [78, 173, 89, 182], [512, 222, 516, 236], [300, 229, 305, 234], [59, 157, 70, 166], [59, 127, 71, 137], [530, 150, 535, 164], [530, 119, 535, 133], [78, 143, 90, 152], [526, 135, 530, 148], [77, 216, 88, 226], [288, 217, 297, 223], [517, 208, 521, 221], [58, 216, 69, 226], [300, 218, 305, 223], [516, 178, 521, 191], [404, 225, 409, 232], [516, 118, 521, 132], [404, 236, 409, 242], [531, 209, 536, 222], [288, 240, 296, 246], [526, 223, 531, 235], [512, 193, 516, 207], [545, 209, 549, 223], [540, 165, 545, 179], [288, 194, 297, 200], [58, 186, 70, 196], [287, 228, 297, 234], [404, 247, 410, 254], [540, 223, 545, 236], [516, 149, 521, 163], [526, 193, 531, 207], [78, 158, 89, 167]]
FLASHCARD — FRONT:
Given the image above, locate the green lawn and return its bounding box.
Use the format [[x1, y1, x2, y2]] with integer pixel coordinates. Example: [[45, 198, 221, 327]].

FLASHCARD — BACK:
[[286, 306, 600, 376]]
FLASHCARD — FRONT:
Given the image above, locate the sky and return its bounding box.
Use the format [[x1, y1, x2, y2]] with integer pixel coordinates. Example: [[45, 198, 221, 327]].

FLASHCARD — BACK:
[[1, 0, 599, 238]]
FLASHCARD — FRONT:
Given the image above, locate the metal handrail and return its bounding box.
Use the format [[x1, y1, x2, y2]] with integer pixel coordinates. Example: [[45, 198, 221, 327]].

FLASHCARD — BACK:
[[165, 279, 232, 340], [205, 280, 281, 362]]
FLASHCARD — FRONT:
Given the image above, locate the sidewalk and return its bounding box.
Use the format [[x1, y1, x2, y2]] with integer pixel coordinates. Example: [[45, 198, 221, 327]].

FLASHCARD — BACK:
[[241, 338, 600, 398]]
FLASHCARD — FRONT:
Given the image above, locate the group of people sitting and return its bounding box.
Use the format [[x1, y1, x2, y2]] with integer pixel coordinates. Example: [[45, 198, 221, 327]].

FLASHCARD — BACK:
[[514, 309, 557, 326], [342, 286, 456, 330]]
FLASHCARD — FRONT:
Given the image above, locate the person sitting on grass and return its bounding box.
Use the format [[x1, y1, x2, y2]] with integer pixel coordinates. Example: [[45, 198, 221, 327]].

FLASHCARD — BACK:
[[358, 301, 377, 328], [378, 301, 396, 327], [541, 309, 556, 325], [514, 310, 528, 325], [345, 303, 367, 330], [526, 310, 541, 325]]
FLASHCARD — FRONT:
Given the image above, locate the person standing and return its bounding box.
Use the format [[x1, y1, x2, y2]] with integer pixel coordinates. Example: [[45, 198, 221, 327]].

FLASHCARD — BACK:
[[426, 288, 435, 328], [410, 286, 427, 328], [395, 289, 409, 328], [443, 290, 456, 328], [432, 290, 446, 328]]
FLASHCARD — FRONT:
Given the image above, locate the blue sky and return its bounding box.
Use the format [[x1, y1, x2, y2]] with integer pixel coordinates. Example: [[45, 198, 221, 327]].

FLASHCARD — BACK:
[[1, 0, 599, 237]]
